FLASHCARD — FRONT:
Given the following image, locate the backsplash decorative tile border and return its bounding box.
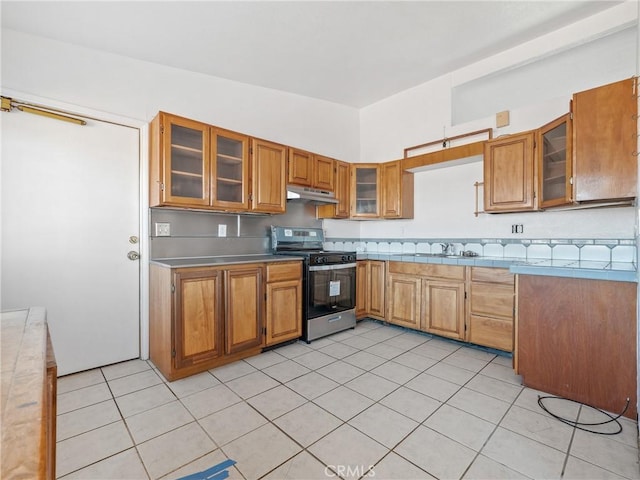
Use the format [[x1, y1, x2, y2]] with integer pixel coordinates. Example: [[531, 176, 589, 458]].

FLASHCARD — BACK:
[[324, 238, 637, 264]]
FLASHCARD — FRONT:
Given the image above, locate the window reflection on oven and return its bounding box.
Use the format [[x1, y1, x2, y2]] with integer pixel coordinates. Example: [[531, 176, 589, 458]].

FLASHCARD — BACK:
[[308, 268, 356, 319]]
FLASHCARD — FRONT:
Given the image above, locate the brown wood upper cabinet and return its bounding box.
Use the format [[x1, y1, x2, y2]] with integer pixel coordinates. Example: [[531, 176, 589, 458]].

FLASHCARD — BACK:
[[572, 77, 637, 202], [251, 138, 287, 213], [150, 112, 211, 208], [150, 112, 285, 214], [381, 160, 414, 219], [318, 160, 351, 219], [538, 114, 573, 209], [488, 78, 638, 212], [350, 162, 414, 219], [351, 163, 380, 218], [287, 148, 335, 191], [484, 131, 537, 212]]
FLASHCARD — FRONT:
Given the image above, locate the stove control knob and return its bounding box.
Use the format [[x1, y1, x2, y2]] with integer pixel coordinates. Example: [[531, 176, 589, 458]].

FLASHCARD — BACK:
[[342, 255, 354, 262], [315, 257, 326, 265]]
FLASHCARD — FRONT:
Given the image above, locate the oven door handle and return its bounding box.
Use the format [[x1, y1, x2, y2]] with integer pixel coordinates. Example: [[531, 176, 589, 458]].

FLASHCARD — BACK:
[[308, 262, 357, 272]]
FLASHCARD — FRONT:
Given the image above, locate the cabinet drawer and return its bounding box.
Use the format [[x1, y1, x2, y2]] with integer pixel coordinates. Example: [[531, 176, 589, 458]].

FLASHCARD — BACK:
[[388, 261, 465, 280], [267, 262, 302, 282], [470, 282, 514, 318], [470, 267, 514, 285], [468, 314, 513, 351]]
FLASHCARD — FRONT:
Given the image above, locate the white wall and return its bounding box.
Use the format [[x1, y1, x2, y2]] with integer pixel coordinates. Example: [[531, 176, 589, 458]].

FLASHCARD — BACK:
[[326, 2, 638, 240], [0, 29, 360, 163]]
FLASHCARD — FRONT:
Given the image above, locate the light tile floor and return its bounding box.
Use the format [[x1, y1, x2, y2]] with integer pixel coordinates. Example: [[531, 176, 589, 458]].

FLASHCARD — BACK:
[[56, 320, 640, 480]]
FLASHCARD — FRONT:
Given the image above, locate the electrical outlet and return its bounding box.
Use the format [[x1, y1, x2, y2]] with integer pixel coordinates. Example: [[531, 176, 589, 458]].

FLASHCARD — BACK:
[[511, 224, 524, 234], [155, 222, 171, 237], [218, 224, 227, 237]]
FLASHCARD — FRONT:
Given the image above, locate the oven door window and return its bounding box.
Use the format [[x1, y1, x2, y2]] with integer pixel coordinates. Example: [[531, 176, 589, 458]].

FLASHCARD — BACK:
[[308, 266, 356, 319]]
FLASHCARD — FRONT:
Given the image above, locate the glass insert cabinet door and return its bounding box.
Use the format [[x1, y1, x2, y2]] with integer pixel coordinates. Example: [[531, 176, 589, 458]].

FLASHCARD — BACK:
[[538, 113, 573, 208], [352, 164, 380, 217], [211, 129, 250, 210], [162, 115, 211, 206]]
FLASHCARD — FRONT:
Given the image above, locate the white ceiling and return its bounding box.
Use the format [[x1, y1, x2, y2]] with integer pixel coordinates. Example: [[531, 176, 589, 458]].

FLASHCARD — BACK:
[[1, 1, 624, 108]]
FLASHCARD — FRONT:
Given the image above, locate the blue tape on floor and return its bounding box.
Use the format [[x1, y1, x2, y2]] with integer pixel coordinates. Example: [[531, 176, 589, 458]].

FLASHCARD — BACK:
[[177, 459, 236, 480]]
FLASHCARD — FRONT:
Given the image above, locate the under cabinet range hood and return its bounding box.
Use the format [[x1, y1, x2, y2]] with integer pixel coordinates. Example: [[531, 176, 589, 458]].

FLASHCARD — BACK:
[[286, 185, 338, 204]]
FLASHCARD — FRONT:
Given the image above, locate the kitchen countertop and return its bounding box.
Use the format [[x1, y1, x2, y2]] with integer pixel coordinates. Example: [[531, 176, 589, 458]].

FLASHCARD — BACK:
[[358, 253, 637, 282], [1, 307, 55, 479], [150, 254, 304, 268]]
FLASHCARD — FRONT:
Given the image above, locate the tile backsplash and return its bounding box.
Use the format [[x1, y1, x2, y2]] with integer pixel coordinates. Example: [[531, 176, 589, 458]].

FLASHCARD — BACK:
[[324, 237, 637, 264]]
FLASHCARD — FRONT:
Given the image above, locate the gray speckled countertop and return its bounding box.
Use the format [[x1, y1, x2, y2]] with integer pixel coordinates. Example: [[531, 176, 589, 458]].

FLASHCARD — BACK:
[[150, 254, 303, 268], [358, 253, 637, 283]]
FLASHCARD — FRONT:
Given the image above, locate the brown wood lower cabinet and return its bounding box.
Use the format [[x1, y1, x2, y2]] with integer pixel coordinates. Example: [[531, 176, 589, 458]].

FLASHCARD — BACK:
[[150, 261, 300, 381], [265, 262, 302, 346], [356, 260, 386, 320], [467, 267, 515, 351], [385, 262, 466, 340], [517, 275, 637, 419]]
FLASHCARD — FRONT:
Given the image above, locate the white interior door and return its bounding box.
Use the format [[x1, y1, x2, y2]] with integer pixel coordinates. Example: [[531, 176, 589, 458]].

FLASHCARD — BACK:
[[1, 107, 140, 375]]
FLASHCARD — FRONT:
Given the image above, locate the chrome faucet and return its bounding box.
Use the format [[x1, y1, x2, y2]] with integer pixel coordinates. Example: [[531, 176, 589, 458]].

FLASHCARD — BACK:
[[440, 243, 455, 256]]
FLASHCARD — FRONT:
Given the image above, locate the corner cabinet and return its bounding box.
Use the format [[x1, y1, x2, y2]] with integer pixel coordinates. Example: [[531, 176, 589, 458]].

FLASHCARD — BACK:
[[150, 112, 286, 214], [150, 263, 264, 381], [351, 164, 380, 218], [484, 131, 537, 213], [573, 77, 638, 202], [538, 114, 573, 209]]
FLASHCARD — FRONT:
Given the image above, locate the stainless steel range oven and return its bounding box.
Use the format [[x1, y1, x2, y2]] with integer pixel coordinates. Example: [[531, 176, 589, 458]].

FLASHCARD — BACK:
[[271, 226, 356, 343]]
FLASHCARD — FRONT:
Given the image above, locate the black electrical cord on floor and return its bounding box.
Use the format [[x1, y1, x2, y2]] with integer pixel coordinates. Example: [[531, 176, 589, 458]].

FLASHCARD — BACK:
[[537, 395, 629, 435]]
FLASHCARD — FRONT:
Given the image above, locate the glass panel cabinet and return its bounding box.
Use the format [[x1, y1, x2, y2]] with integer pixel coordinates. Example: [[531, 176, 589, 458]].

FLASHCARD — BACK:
[[351, 164, 380, 217], [538, 113, 572, 209], [158, 114, 211, 206], [212, 128, 249, 210]]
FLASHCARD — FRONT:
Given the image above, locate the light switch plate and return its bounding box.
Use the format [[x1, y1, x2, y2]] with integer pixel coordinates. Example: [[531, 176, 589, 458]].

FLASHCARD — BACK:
[[218, 224, 227, 237]]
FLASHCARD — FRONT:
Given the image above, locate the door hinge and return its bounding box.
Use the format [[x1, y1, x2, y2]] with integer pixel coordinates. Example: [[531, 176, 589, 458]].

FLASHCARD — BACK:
[[569, 176, 574, 185], [249, 193, 253, 201], [159, 182, 165, 192], [263, 327, 267, 335], [171, 283, 175, 293], [569, 111, 573, 120], [464, 291, 467, 299], [264, 292, 267, 301], [171, 349, 176, 358]]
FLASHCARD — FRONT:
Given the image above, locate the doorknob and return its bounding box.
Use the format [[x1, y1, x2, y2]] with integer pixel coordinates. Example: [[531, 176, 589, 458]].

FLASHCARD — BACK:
[[127, 251, 140, 261]]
